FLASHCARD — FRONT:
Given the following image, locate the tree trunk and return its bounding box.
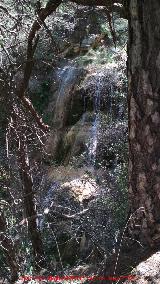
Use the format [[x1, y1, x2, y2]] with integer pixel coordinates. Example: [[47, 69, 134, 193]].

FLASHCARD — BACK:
[[128, 0, 160, 246], [18, 132, 45, 269], [0, 212, 19, 283]]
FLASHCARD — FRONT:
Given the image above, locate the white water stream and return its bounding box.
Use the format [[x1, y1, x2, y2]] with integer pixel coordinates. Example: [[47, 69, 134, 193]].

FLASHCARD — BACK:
[[87, 73, 105, 168]]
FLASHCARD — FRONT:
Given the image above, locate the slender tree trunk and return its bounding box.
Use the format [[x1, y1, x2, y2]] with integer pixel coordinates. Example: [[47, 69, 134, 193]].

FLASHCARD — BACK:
[[0, 212, 19, 283], [128, 0, 160, 246], [18, 132, 45, 269]]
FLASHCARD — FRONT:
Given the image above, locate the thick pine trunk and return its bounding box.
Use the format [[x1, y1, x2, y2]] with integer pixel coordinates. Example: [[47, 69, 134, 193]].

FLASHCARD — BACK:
[[128, 0, 160, 246]]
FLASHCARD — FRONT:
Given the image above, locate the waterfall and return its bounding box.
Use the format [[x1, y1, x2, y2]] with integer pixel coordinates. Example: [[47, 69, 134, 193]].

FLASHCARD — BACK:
[[87, 73, 104, 168], [118, 103, 124, 120], [54, 65, 77, 128], [57, 65, 76, 98], [110, 84, 113, 121]]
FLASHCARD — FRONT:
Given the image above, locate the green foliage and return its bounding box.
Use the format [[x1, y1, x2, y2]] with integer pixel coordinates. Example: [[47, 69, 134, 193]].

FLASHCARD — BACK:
[[114, 17, 128, 45], [75, 44, 126, 68], [100, 16, 128, 46], [57, 2, 76, 15], [100, 23, 111, 37]]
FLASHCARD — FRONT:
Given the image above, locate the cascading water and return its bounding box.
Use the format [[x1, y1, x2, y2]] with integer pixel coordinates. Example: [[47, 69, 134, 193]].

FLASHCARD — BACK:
[[87, 73, 105, 168], [54, 65, 77, 128], [110, 84, 113, 121], [57, 65, 76, 98]]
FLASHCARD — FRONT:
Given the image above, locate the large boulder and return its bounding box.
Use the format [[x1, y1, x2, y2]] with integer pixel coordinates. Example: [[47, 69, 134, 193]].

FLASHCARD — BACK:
[[124, 252, 160, 284]]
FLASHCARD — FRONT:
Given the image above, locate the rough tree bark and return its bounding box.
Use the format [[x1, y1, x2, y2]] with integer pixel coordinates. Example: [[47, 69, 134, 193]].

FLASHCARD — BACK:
[[128, 0, 160, 246]]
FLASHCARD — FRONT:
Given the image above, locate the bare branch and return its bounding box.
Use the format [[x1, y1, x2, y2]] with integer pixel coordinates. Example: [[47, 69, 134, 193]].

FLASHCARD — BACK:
[[21, 96, 49, 131], [16, 0, 62, 131], [0, 5, 17, 21], [18, 0, 62, 95], [48, 208, 89, 221], [40, 20, 59, 53]]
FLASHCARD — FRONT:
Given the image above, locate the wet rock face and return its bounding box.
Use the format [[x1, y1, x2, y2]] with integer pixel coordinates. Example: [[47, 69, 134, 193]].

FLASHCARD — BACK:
[[46, 65, 86, 160], [46, 60, 127, 166], [53, 66, 85, 129]]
